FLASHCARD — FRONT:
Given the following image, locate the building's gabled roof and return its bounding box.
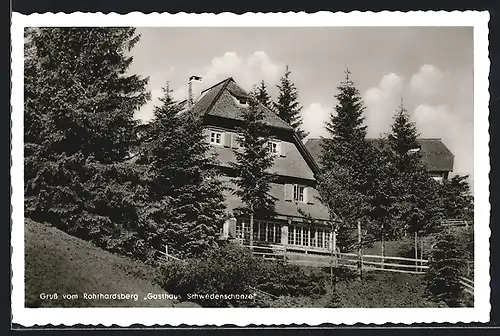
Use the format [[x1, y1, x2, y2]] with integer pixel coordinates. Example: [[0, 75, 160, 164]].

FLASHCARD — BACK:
[[304, 137, 455, 172], [181, 77, 294, 131]]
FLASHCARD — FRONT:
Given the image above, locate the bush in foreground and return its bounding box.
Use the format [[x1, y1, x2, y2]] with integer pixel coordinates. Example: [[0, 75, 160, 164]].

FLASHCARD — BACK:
[[157, 242, 328, 307], [425, 231, 466, 307]]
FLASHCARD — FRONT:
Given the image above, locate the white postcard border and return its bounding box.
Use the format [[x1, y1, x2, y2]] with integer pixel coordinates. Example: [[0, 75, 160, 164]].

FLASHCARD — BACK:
[[11, 11, 491, 326]]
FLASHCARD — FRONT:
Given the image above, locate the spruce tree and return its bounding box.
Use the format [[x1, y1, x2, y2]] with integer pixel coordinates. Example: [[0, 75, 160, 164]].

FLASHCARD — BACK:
[[318, 69, 377, 252], [439, 174, 474, 222], [231, 95, 277, 247], [273, 66, 308, 140], [142, 84, 227, 258], [368, 138, 407, 263], [24, 28, 152, 259], [382, 101, 442, 260], [425, 231, 466, 307], [387, 102, 422, 172], [255, 80, 272, 110]]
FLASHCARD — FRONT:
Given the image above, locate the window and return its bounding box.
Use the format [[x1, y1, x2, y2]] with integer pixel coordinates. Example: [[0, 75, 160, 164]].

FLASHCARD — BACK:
[[288, 225, 331, 250], [236, 219, 282, 244], [267, 141, 279, 154], [293, 185, 305, 202], [317, 230, 324, 248], [210, 131, 222, 145]]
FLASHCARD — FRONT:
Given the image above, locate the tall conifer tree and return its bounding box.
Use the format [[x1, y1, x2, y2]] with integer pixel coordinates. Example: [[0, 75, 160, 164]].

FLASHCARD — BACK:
[[24, 28, 151, 258], [142, 84, 227, 258], [231, 95, 276, 247], [318, 69, 377, 252], [274, 66, 308, 140], [255, 80, 272, 110]]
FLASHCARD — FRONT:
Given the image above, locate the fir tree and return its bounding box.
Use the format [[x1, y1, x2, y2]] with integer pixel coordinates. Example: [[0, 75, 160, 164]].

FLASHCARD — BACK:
[[142, 83, 227, 258], [368, 137, 407, 262], [273, 66, 308, 140], [439, 174, 474, 222], [425, 231, 466, 307], [231, 95, 277, 247], [24, 28, 152, 259], [380, 101, 442, 259], [387, 101, 422, 172], [254, 80, 272, 110], [318, 69, 377, 252]]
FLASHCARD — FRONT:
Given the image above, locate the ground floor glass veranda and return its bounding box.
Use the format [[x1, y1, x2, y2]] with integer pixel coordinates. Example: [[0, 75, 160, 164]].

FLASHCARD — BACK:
[[233, 218, 334, 251]]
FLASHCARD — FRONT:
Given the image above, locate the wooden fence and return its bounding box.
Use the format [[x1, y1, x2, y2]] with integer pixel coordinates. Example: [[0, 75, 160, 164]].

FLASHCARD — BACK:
[[240, 241, 430, 274], [154, 246, 182, 263], [154, 243, 474, 298]]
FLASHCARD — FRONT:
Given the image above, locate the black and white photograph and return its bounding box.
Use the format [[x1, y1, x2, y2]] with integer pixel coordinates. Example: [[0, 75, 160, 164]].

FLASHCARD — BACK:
[[11, 12, 490, 326]]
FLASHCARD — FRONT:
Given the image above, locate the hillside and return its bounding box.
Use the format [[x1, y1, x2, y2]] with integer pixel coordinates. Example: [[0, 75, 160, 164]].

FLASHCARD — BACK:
[[24, 219, 199, 308]]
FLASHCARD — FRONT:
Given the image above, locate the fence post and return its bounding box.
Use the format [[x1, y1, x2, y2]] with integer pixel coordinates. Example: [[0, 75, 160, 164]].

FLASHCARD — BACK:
[[414, 232, 418, 272], [357, 220, 362, 279], [165, 245, 169, 261]]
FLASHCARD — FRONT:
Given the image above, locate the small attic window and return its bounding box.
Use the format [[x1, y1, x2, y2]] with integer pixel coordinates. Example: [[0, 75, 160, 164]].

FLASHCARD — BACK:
[[232, 94, 249, 107]]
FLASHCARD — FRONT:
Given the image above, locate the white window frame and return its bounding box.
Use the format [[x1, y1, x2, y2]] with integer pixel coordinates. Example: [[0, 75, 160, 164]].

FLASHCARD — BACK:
[[293, 184, 305, 203], [287, 225, 331, 250], [267, 140, 280, 155], [209, 131, 223, 145]]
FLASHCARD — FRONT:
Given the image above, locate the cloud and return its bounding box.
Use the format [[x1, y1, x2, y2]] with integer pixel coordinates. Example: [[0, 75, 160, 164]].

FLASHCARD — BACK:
[[135, 51, 283, 122], [363, 65, 473, 191], [301, 103, 331, 140], [410, 64, 447, 103], [363, 73, 404, 137], [412, 104, 473, 181]]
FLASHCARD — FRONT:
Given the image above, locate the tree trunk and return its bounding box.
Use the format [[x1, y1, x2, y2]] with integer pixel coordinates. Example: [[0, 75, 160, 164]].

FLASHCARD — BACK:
[[414, 231, 418, 272], [357, 220, 362, 279], [249, 211, 254, 248]]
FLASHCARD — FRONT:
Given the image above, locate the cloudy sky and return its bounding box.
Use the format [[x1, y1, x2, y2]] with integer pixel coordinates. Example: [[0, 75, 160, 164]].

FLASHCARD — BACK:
[[129, 27, 474, 189]]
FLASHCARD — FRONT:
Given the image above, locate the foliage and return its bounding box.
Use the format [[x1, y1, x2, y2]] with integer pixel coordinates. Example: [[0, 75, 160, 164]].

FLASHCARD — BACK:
[[157, 243, 328, 307], [338, 272, 443, 308], [157, 243, 260, 307], [318, 69, 378, 251], [231, 95, 277, 218], [254, 260, 327, 297], [439, 174, 474, 222], [24, 28, 153, 260], [372, 103, 442, 242], [425, 231, 466, 307], [139, 83, 227, 258], [254, 80, 272, 110], [273, 65, 308, 139], [387, 102, 422, 172]]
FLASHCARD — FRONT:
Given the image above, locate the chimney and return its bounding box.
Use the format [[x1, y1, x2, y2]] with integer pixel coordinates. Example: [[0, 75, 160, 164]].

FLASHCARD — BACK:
[[187, 75, 202, 110]]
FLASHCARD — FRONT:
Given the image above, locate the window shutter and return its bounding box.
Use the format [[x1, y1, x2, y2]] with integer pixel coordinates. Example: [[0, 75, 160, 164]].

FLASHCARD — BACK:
[[284, 184, 293, 202], [279, 142, 286, 157], [231, 133, 240, 149], [305, 187, 315, 205], [223, 132, 231, 147]]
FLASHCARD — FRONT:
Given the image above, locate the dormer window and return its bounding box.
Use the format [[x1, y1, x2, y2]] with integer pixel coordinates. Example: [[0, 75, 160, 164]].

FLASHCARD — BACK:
[[210, 131, 223, 145], [232, 94, 249, 107]]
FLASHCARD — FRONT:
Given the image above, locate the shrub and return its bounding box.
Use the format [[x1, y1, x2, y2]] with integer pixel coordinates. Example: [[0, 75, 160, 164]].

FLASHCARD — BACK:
[[157, 242, 329, 307], [157, 243, 260, 307], [255, 260, 327, 297], [424, 232, 466, 307]]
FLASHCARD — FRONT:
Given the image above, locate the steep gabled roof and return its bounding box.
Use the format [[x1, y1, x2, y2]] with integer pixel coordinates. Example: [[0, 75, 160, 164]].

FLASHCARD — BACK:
[[305, 137, 455, 172], [183, 77, 294, 131]]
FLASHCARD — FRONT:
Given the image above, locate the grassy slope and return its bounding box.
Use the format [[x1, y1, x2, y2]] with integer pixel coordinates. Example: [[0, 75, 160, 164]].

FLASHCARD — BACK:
[[24, 219, 199, 308]]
